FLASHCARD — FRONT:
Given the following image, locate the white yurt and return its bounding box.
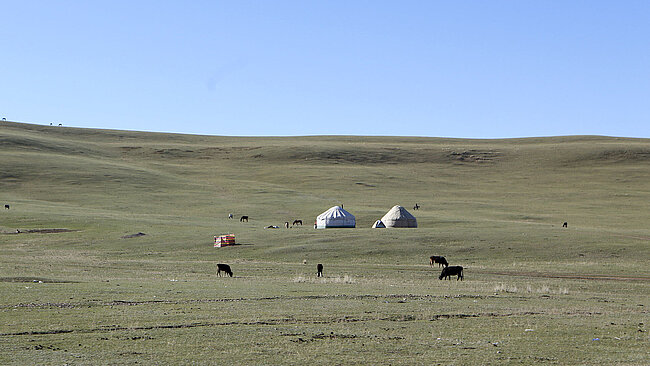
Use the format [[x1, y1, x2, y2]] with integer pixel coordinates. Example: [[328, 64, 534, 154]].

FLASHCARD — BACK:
[[316, 206, 356, 228], [372, 220, 386, 228], [380, 205, 417, 228]]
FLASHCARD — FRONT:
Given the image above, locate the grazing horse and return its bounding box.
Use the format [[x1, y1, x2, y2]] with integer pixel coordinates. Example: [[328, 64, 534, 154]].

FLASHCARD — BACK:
[[240, 215, 248, 222], [317, 263, 323, 277], [413, 203, 420, 210], [562, 222, 568, 228], [4, 204, 9, 210], [292, 219, 303, 226], [429, 256, 448, 268], [216, 263, 233, 277], [439, 266, 463, 281]]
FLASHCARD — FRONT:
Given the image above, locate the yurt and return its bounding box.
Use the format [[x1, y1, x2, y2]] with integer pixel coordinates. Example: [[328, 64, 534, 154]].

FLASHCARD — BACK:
[[372, 220, 386, 228], [380, 205, 417, 228], [316, 206, 356, 228]]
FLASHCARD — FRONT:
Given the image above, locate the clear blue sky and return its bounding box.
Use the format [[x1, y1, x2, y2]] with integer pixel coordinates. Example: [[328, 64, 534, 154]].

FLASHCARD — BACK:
[[2, 1, 649, 138]]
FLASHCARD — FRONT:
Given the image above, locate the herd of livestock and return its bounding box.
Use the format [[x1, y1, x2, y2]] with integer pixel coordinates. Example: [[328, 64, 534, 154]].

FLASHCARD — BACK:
[[216, 255, 464, 281]]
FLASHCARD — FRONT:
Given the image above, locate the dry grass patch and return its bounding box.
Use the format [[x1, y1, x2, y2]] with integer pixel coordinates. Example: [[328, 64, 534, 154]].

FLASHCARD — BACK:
[[493, 283, 569, 295], [292, 275, 357, 284]]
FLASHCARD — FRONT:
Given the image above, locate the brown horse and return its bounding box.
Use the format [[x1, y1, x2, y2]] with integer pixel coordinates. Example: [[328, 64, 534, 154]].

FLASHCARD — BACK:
[[240, 215, 248, 222], [292, 219, 303, 226], [429, 256, 448, 268]]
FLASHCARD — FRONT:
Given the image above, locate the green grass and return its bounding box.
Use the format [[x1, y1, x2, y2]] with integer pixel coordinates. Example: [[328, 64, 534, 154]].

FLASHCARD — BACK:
[[1, 121, 649, 365]]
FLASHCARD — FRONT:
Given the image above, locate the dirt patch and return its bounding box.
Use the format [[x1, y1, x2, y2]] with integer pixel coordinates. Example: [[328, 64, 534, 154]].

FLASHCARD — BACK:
[[2, 293, 488, 310], [482, 270, 650, 282], [0, 311, 556, 337], [0, 277, 76, 284], [2, 228, 78, 235]]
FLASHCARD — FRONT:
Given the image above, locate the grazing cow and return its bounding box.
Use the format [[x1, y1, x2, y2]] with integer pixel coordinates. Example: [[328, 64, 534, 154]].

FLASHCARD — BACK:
[[292, 219, 303, 226], [284, 222, 289, 229], [4, 204, 9, 210], [429, 256, 448, 268], [228, 213, 233, 219], [317, 263, 323, 277], [240, 215, 248, 222], [562, 222, 568, 228], [439, 266, 463, 281], [413, 203, 420, 210], [216, 263, 233, 277]]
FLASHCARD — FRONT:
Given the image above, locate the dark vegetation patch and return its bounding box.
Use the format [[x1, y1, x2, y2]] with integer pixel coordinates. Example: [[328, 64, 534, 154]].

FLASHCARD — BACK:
[[563, 147, 650, 166], [120, 145, 262, 160], [597, 148, 650, 162], [0, 136, 94, 156], [121, 232, 146, 239], [291, 147, 501, 165], [447, 149, 500, 163], [117, 144, 503, 165]]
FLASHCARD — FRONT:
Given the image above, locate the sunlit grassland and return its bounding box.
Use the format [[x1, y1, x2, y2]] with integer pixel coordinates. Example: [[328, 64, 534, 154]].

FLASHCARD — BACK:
[[1, 121, 648, 365]]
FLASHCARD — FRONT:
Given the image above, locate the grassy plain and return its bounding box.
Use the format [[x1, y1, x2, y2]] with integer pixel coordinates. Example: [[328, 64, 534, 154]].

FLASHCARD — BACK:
[[0, 121, 648, 365]]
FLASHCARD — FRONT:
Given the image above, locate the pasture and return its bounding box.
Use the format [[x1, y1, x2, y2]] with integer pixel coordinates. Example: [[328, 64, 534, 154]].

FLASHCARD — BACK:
[[1, 121, 648, 364]]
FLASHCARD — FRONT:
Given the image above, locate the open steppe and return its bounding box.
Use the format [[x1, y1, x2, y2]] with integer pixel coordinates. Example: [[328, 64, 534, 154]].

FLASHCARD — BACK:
[[1, 121, 648, 364]]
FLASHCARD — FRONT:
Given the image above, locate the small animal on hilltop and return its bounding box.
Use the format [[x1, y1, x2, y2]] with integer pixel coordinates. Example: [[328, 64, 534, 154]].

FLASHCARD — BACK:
[[317, 263, 323, 277], [292, 219, 303, 226], [4, 204, 9, 210], [562, 222, 568, 228], [240, 215, 248, 222], [413, 203, 420, 210], [228, 213, 233, 219], [439, 266, 463, 281], [429, 256, 448, 268], [216, 263, 233, 277]]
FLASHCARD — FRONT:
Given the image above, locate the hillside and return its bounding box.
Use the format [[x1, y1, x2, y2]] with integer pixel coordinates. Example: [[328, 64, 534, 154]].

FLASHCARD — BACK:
[[1, 121, 649, 365], [2, 121, 649, 231]]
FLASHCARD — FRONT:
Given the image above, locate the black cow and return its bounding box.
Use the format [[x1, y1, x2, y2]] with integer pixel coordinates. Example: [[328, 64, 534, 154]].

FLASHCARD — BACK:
[[216, 263, 233, 277], [439, 266, 463, 281], [562, 222, 568, 228], [240, 215, 248, 222], [429, 256, 448, 268], [317, 264, 323, 277]]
